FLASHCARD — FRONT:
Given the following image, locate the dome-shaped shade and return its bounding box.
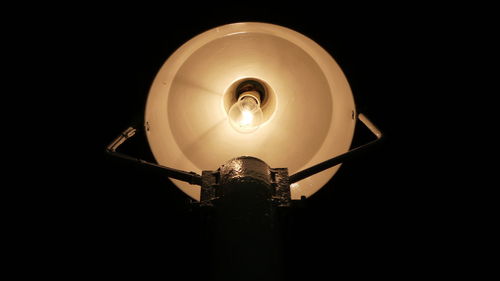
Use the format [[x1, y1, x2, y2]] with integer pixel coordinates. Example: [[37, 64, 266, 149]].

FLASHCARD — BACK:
[[145, 22, 356, 200]]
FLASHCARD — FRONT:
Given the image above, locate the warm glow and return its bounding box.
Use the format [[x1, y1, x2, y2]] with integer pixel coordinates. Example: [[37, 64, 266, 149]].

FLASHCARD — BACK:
[[241, 110, 254, 126], [145, 22, 356, 200], [228, 95, 263, 133]]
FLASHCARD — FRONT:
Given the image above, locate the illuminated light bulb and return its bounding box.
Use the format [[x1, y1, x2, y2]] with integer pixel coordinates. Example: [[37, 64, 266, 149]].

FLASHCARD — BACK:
[[228, 91, 264, 133]]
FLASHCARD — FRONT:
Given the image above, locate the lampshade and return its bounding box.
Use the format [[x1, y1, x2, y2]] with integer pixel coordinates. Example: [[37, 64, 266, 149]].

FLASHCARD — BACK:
[[145, 22, 356, 200]]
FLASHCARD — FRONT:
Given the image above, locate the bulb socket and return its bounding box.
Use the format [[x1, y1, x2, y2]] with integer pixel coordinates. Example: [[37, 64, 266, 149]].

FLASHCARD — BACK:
[[236, 80, 266, 103]]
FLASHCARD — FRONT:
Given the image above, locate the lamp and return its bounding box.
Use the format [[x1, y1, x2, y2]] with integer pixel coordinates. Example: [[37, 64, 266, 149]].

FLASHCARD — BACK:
[[141, 22, 383, 200], [106, 22, 383, 280]]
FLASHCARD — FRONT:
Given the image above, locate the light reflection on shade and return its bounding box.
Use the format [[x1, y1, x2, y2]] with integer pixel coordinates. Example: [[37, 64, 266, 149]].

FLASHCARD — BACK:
[[145, 23, 356, 201]]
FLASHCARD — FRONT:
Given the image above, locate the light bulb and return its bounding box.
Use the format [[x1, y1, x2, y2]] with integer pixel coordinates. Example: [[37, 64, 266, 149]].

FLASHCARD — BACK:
[[228, 91, 264, 133]]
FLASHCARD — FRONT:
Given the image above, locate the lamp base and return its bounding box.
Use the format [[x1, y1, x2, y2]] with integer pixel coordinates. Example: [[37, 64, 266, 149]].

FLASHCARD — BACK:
[[200, 156, 291, 207], [200, 156, 290, 281]]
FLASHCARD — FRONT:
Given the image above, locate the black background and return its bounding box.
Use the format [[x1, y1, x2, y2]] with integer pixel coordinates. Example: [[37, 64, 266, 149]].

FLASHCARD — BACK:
[[70, 5, 467, 279]]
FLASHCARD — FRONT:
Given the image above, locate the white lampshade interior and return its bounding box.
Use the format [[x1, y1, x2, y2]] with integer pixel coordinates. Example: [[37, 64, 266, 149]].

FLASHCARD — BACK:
[[145, 22, 356, 200]]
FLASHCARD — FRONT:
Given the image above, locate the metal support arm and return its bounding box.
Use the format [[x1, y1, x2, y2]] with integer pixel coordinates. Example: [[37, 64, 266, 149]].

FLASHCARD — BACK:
[[107, 113, 381, 187], [106, 125, 202, 185], [289, 113, 383, 184]]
